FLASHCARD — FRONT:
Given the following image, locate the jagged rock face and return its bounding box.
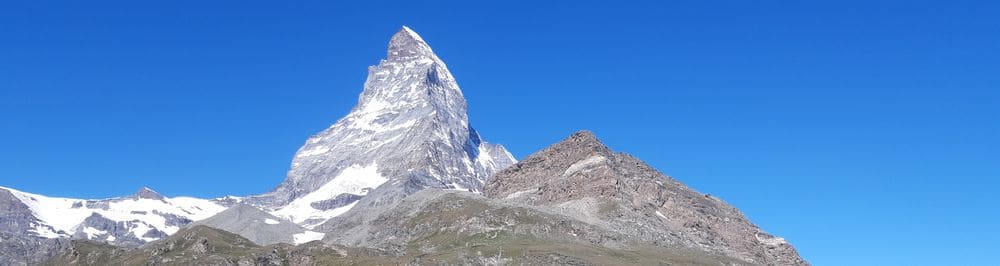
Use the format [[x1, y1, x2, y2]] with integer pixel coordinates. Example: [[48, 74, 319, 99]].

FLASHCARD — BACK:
[[251, 27, 515, 227], [483, 131, 807, 265], [1, 232, 70, 266]]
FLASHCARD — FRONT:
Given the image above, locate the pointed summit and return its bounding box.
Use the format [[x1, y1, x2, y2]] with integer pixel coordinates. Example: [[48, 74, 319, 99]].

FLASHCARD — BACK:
[[539, 130, 614, 159], [483, 130, 617, 203], [565, 130, 605, 147], [249, 27, 516, 228], [399, 26, 425, 43], [388, 26, 435, 61], [134, 187, 164, 200]]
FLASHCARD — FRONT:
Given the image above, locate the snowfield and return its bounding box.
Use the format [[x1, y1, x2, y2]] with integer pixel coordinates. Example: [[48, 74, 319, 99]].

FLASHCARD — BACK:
[[2, 186, 225, 241]]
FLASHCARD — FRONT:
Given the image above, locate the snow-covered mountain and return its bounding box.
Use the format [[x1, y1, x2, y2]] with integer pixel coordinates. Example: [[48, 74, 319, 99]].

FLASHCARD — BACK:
[[0, 186, 225, 246], [244, 26, 515, 228], [0, 26, 515, 253]]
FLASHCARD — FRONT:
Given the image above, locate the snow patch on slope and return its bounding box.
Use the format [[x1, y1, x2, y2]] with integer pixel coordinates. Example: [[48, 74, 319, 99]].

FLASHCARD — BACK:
[[296, 146, 331, 158], [400, 26, 426, 44], [271, 163, 386, 227], [81, 227, 107, 239], [563, 155, 607, 176], [475, 144, 496, 168], [293, 231, 326, 245]]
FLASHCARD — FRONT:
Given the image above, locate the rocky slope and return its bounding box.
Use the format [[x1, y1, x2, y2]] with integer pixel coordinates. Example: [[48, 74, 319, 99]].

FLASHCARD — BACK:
[[0, 188, 71, 265], [190, 204, 321, 246], [482, 131, 806, 265]]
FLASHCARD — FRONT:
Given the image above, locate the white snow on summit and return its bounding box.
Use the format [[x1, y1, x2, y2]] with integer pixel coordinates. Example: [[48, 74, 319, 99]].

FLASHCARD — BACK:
[[400, 26, 426, 44]]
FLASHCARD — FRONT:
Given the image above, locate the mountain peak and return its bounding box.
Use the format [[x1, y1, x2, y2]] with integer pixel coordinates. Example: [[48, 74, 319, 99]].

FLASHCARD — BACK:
[[482, 132, 807, 265], [388, 26, 434, 61], [399, 26, 424, 42], [567, 130, 601, 144], [133, 187, 164, 200], [249, 27, 516, 225], [482, 130, 616, 203], [548, 130, 613, 157]]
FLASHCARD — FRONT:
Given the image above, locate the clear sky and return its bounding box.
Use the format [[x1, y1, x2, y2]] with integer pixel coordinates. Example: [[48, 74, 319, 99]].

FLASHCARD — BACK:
[[1, 1, 997, 264]]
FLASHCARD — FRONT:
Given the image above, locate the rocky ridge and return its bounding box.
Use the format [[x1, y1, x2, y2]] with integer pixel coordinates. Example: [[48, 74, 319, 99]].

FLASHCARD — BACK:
[[483, 131, 806, 265]]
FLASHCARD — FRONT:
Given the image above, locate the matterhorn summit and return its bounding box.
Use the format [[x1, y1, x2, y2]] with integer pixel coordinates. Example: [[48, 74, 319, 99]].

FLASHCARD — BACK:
[[249, 26, 516, 227]]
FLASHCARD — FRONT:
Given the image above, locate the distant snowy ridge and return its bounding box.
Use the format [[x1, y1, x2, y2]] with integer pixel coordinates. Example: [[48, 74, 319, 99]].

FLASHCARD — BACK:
[[0, 186, 225, 245]]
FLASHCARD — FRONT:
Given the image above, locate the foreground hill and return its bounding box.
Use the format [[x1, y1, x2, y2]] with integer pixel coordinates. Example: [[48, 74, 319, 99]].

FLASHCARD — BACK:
[[483, 131, 804, 265], [44, 225, 355, 265], [46, 197, 745, 265]]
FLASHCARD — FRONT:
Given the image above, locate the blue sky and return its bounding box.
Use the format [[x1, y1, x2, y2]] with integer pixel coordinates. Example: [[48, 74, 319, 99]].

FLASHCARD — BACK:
[[1, 1, 997, 264]]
